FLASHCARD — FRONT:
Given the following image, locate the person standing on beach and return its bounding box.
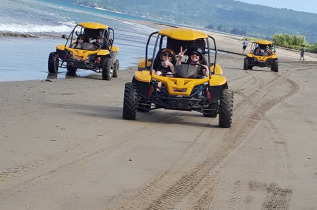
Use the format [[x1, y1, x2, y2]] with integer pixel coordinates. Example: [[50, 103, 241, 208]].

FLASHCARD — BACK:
[[300, 45, 306, 61], [242, 39, 248, 53]]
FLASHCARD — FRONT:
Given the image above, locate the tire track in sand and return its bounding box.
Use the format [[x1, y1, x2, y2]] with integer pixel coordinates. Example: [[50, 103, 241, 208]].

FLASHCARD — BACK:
[[0, 110, 185, 198], [108, 70, 299, 210]]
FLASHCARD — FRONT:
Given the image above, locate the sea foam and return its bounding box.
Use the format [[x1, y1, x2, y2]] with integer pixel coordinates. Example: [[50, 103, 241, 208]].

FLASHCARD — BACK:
[[0, 23, 75, 33]]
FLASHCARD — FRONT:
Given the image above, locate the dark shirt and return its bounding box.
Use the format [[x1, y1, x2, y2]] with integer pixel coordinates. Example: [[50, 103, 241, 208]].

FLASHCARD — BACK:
[[154, 63, 172, 74]]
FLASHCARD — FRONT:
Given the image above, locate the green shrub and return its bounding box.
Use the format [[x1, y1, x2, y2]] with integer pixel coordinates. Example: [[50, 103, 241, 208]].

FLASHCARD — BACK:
[[272, 33, 316, 52]]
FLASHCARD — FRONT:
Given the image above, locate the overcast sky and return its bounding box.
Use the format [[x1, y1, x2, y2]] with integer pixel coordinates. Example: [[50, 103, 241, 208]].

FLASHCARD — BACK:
[[236, 0, 317, 14]]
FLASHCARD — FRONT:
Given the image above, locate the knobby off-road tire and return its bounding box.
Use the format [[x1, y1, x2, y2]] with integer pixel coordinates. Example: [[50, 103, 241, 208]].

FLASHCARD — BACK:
[[243, 58, 248, 70], [123, 82, 138, 120], [271, 59, 279, 72], [203, 103, 218, 118], [48, 52, 59, 73], [113, 59, 119, 78], [102, 58, 114, 80], [219, 89, 234, 128]]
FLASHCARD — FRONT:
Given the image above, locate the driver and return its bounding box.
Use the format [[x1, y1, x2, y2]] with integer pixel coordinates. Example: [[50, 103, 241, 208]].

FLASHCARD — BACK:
[[176, 47, 209, 77]]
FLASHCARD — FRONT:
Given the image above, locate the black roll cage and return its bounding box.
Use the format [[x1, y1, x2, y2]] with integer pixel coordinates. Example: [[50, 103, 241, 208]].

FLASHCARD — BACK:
[[64, 24, 115, 49], [144, 31, 217, 76]]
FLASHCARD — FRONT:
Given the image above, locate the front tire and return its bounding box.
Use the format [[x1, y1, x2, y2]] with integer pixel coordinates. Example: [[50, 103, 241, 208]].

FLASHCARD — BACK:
[[113, 59, 119, 78], [243, 58, 248, 70], [123, 82, 138, 120], [219, 89, 233, 128], [271, 59, 278, 72], [48, 52, 59, 73], [102, 58, 114, 80]]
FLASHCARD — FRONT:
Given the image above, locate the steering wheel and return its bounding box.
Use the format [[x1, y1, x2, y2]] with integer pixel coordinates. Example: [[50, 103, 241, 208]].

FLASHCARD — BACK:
[[189, 63, 208, 76]]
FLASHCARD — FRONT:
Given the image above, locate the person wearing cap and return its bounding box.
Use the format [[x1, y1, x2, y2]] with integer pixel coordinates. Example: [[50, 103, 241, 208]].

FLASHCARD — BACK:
[[71, 34, 85, 49], [153, 48, 175, 75], [92, 35, 108, 50], [176, 47, 209, 76], [153, 48, 176, 89]]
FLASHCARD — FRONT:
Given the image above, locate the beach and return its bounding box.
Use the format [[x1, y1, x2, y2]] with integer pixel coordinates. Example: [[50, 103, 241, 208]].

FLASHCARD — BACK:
[[1, 20, 317, 210]]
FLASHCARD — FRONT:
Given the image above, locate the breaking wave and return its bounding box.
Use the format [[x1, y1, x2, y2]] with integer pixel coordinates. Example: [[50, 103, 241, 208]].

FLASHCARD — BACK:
[[0, 22, 75, 33]]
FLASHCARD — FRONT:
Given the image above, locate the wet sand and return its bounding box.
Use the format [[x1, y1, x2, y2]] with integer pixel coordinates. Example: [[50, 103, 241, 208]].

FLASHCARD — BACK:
[[1, 22, 317, 210]]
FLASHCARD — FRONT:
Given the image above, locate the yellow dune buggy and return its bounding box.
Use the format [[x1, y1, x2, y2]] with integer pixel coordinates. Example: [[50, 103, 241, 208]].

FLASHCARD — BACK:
[[48, 22, 120, 80], [244, 40, 278, 72], [122, 27, 233, 128]]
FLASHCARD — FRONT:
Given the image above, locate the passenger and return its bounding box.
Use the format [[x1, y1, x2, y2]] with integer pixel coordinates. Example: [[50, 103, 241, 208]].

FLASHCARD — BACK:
[[71, 34, 85, 49], [153, 48, 175, 76], [153, 48, 175, 89], [254, 47, 261, 55]]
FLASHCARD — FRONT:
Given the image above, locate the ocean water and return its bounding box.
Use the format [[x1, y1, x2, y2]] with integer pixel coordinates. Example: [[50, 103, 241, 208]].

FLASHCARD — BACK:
[[0, 0, 158, 82]]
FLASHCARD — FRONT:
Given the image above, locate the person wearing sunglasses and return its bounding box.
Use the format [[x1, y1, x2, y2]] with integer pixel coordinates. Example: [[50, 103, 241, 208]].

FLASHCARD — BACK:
[[153, 48, 176, 89], [71, 34, 86, 49], [177, 47, 209, 77], [92, 35, 108, 50]]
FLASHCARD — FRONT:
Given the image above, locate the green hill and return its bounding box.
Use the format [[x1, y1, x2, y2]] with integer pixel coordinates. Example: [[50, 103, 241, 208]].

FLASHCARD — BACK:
[[72, 0, 317, 43]]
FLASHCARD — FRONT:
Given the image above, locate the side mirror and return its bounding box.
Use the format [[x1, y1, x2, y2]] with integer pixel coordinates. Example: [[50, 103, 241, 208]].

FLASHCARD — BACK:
[[61, 35, 66, 39]]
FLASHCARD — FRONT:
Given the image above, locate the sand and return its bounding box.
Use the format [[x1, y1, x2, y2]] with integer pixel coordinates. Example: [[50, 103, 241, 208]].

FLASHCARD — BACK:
[[1, 22, 317, 210]]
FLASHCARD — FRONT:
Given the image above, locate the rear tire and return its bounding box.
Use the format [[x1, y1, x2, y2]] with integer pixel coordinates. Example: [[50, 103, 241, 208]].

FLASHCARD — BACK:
[[243, 58, 248, 70], [123, 82, 138, 120], [48, 52, 59, 73], [271, 59, 278, 72], [102, 58, 114, 80], [113, 59, 119, 78], [219, 89, 233, 128]]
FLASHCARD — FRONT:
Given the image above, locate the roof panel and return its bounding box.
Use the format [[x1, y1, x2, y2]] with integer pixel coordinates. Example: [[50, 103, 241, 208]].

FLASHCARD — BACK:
[[78, 22, 108, 29], [159, 28, 208, 41]]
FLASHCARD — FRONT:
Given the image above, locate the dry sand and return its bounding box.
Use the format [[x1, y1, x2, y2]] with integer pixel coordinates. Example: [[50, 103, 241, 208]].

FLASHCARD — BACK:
[[1, 22, 317, 210]]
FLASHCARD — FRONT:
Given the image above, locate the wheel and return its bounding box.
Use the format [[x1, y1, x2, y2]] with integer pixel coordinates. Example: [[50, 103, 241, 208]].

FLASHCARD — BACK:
[[67, 66, 77, 75], [271, 59, 278, 72], [243, 58, 248, 70], [248, 65, 253, 70], [113, 59, 119, 78], [102, 58, 114, 80], [123, 82, 138, 120], [219, 89, 233, 128], [203, 103, 218, 118], [48, 52, 59, 73]]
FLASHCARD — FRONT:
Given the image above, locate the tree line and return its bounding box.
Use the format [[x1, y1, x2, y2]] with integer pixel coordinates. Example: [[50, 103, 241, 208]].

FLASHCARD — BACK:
[[272, 34, 317, 53]]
